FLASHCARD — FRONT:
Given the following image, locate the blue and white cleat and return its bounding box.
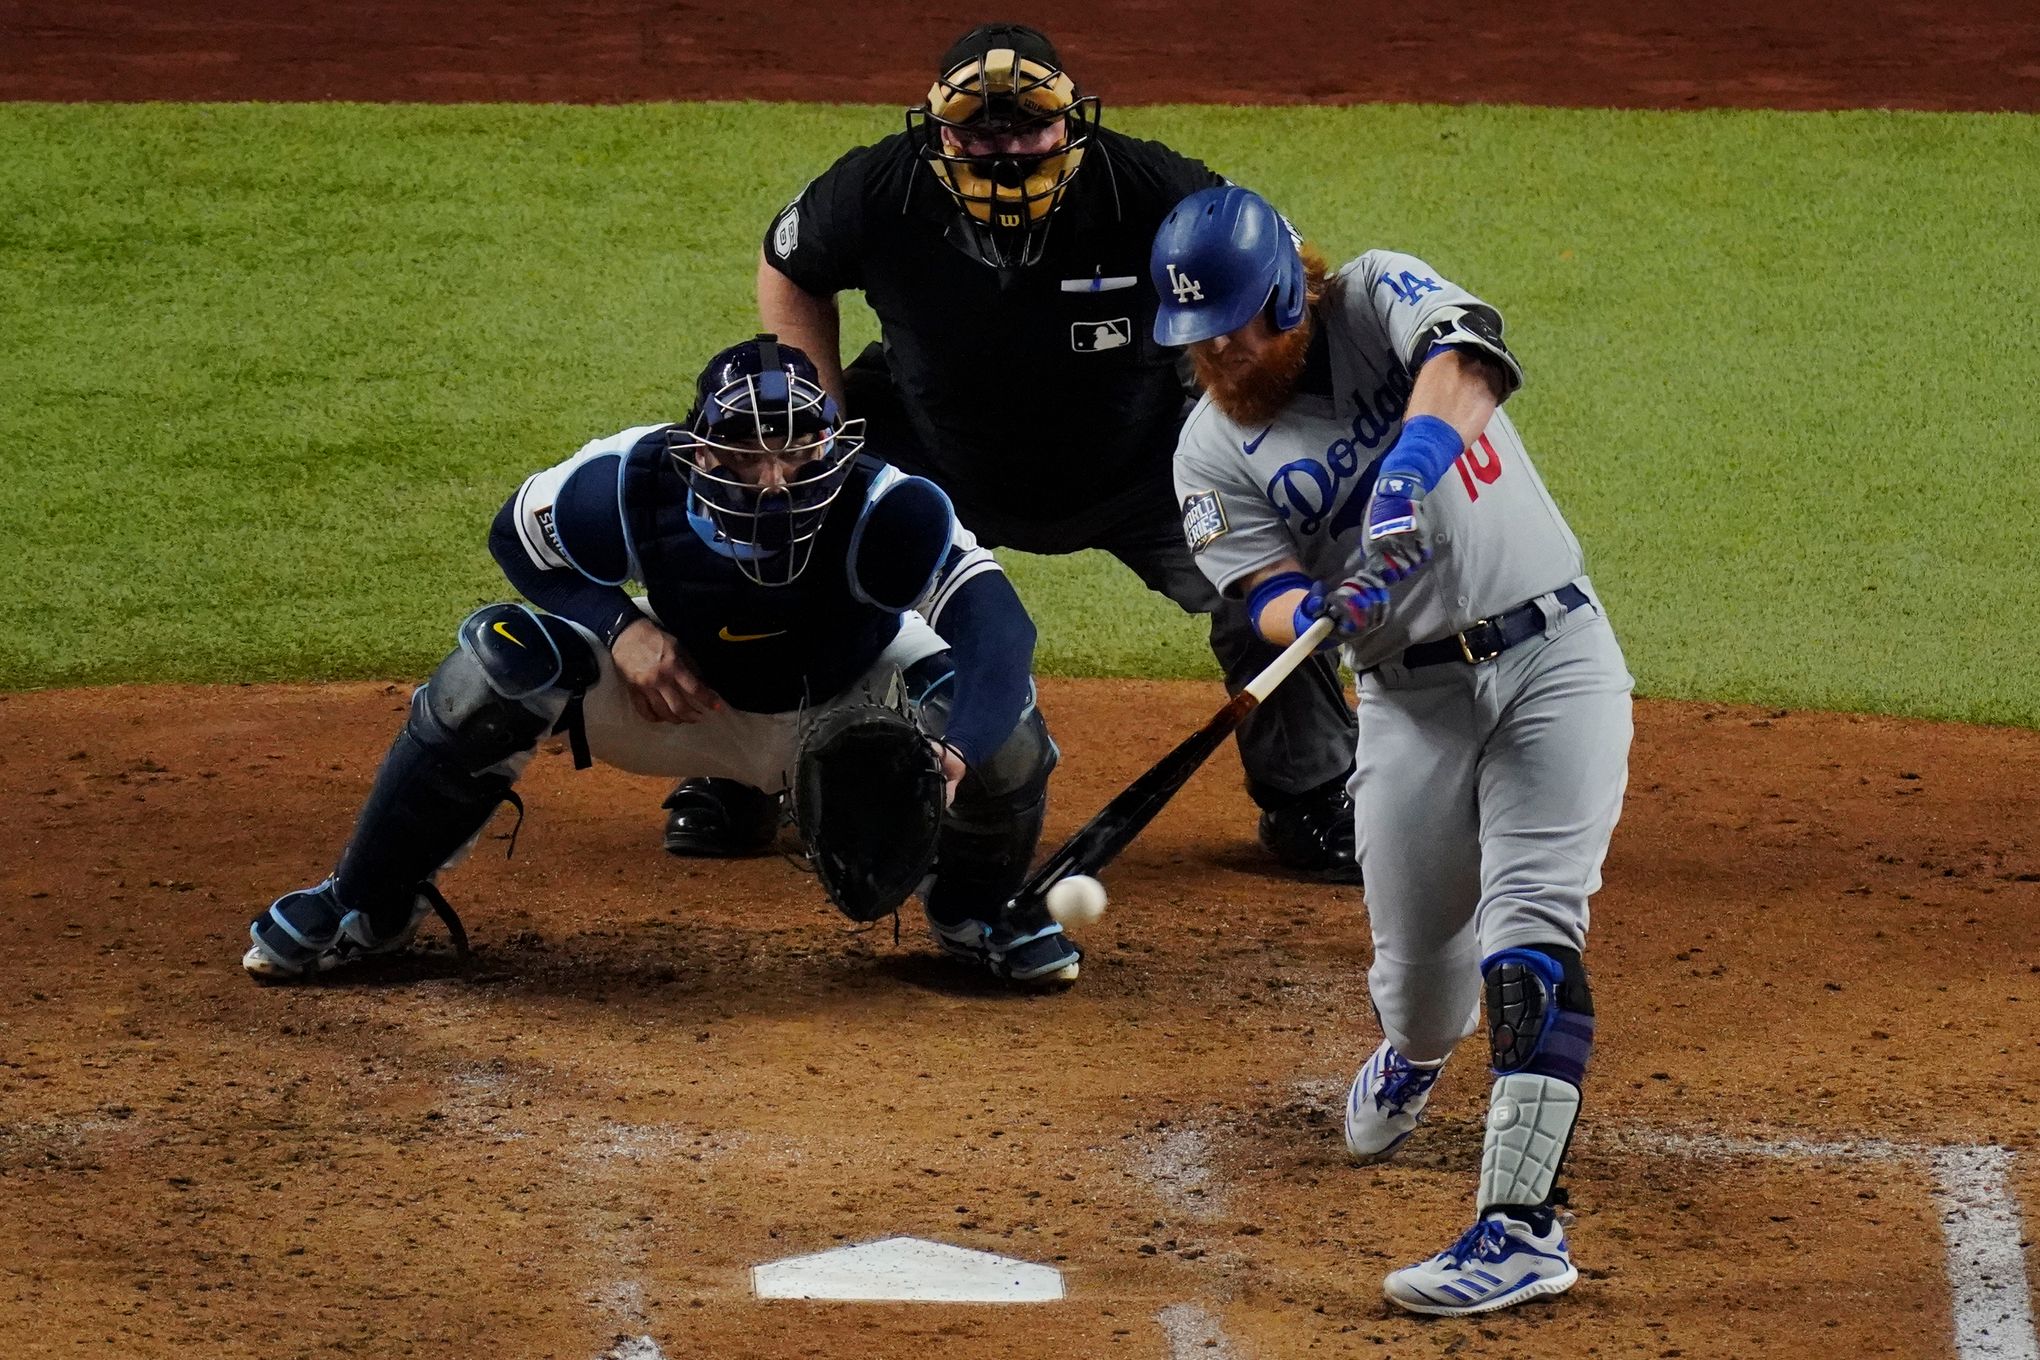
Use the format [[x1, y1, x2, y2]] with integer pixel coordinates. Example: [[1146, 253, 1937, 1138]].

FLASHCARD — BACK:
[[243, 879, 456, 981], [1382, 1211, 1579, 1316], [926, 907, 1081, 985], [1344, 1040, 1445, 1163]]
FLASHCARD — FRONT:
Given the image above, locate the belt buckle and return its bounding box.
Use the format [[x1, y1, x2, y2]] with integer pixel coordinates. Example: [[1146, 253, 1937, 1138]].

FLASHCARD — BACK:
[[1457, 620, 1503, 664]]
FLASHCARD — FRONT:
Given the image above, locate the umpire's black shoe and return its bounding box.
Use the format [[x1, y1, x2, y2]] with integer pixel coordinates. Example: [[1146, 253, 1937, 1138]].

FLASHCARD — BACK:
[[1258, 779, 1363, 883], [661, 778, 781, 857]]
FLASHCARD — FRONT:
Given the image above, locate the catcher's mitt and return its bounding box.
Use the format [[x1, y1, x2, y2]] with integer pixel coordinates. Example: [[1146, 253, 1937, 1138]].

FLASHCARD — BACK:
[[792, 693, 945, 923]]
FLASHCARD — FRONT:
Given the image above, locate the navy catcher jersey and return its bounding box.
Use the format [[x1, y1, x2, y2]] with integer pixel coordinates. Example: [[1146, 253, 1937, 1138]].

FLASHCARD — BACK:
[[764, 128, 1222, 519], [494, 427, 1022, 749]]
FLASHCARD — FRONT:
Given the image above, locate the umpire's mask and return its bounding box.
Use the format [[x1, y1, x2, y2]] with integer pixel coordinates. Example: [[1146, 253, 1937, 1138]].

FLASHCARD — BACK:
[[908, 23, 1099, 269]]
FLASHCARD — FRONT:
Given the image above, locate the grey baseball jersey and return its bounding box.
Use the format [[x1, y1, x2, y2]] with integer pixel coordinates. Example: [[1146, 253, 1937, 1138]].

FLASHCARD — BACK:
[[1169, 250, 1634, 1182], [1173, 250, 1586, 670]]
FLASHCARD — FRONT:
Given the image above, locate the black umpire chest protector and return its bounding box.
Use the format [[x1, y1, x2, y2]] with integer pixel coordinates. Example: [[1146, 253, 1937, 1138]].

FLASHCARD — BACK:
[[617, 446, 904, 715], [855, 133, 1200, 504]]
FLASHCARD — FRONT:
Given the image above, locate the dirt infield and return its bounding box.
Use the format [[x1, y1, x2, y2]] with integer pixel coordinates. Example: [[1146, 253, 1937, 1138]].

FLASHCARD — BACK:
[[5, 0, 2040, 110], [1, 680, 2035, 1358], [6, 3, 2039, 1356]]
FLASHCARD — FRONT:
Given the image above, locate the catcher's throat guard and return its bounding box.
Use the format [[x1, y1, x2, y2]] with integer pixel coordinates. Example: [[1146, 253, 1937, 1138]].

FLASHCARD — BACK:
[[793, 684, 945, 923], [908, 31, 1098, 269]]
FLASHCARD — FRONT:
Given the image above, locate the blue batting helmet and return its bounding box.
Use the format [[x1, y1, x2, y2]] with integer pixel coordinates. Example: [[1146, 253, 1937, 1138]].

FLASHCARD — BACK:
[[1149, 186, 1306, 347]]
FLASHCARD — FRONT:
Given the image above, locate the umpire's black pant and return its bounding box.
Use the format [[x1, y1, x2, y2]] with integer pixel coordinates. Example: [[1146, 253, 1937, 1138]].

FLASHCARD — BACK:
[[844, 345, 1355, 808]]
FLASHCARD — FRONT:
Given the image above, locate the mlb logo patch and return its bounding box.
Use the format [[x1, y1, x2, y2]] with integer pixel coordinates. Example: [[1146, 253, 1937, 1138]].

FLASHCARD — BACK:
[[1181, 490, 1230, 553], [1070, 318, 1132, 352]]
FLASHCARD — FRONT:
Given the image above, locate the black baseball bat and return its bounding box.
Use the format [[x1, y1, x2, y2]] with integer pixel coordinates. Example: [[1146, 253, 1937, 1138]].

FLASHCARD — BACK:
[[1014, 616, 1337, 907]]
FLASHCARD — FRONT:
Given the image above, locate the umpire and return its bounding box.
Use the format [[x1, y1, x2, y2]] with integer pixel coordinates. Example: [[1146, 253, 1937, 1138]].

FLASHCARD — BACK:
[[661, 21, 1360, 878]]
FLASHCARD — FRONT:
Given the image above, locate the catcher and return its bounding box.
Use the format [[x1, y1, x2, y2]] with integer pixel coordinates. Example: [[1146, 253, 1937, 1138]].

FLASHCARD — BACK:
[[244, 336, 1081, 987]]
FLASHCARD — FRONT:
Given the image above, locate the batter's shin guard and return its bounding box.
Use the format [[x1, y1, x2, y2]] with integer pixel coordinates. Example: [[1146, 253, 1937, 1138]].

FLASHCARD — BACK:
[[923, 706, 1057, 928], [1477, 946, 1595, 1221]]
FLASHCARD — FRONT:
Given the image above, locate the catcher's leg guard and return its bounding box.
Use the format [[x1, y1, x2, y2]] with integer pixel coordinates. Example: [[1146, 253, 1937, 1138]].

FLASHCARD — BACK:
[[910, 660, 1058, 927], [331, 604, 597, 931], [1477, 946, 1594, 1220]]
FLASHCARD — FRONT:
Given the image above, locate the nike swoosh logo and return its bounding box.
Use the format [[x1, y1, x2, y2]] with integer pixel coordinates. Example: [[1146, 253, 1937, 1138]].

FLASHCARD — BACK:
[[491, 621, 524, 647], [1243, 426, 1273, 456], [718, 626, 787, 643]]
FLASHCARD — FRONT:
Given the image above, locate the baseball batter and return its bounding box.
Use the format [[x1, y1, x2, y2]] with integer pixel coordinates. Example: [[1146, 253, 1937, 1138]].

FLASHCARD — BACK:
[[1155, 187, 1632, 1315]]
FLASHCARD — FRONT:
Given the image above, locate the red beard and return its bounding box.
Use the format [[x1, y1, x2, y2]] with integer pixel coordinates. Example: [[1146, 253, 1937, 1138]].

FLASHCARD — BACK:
[[1190, 314, 1314, 428]]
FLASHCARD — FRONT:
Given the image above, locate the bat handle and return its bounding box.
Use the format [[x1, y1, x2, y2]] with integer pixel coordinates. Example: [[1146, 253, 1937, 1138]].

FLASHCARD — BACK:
[[1243, 617, 1336, 702]]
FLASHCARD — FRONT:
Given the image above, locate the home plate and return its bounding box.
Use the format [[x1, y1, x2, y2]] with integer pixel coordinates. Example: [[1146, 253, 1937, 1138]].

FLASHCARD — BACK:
[[751, 1236, 1065, 1303]]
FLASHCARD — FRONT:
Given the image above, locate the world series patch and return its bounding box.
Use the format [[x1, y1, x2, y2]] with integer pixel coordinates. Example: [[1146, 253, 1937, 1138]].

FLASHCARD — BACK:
[[1181, 490, 1230, 552]]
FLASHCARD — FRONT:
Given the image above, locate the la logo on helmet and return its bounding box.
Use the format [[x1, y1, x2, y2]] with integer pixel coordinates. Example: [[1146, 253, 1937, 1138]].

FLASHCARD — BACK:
[[1165, 262, 1204, 303]]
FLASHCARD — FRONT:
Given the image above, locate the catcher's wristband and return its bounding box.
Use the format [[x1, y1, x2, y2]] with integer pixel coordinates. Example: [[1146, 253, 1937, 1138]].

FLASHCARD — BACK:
[[600, 604, 644, 649]]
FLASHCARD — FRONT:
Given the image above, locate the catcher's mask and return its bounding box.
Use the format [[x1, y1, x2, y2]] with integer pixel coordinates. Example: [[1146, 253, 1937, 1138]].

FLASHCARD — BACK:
[[907, 23, 1099, 269], [667, 334, 862, 587]]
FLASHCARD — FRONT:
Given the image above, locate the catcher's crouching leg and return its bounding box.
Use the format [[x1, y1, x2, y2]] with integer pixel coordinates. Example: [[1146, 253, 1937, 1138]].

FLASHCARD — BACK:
[[914, 668, 1076, 984], [245, 604, 599, 980]]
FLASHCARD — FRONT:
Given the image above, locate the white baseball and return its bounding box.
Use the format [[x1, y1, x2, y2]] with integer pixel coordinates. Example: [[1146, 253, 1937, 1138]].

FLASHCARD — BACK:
[[1045, 873, 1108, 927]]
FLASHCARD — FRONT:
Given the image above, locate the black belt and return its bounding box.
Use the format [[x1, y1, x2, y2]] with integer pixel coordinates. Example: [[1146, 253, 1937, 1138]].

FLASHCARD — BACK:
[[1401, 584, 1589, 668]]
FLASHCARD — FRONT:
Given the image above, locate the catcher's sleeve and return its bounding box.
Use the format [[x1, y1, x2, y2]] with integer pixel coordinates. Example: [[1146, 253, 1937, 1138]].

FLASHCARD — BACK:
[[914, 506, 1035, 770], [489, 498, 639, 646]]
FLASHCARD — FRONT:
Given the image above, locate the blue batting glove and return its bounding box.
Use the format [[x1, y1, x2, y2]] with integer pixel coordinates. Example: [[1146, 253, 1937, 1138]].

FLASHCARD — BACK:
[[1299, 572, 1392, 641], [1365, 473, 1432, 583]]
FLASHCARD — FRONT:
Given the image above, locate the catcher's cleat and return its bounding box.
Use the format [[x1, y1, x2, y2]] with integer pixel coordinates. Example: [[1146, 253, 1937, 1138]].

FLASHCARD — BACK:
[[1382, 1210, 1578, 1316], [1257, 779, 1361, 883], [926, 904, 1081, 985], [1344, 1041, 1446, 1163], [243, 879, 463, 981], [661, 778, 782, 857]]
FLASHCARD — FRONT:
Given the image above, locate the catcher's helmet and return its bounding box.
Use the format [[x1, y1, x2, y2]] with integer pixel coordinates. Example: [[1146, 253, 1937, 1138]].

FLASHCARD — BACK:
[[907, 23, 1099, 269], [1149, 186, 1306, 347], [668, 335, 863, 587]]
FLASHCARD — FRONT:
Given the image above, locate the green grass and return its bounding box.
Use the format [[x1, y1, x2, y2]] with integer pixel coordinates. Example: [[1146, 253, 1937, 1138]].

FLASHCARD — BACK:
[[3, 103, 2036, 723]]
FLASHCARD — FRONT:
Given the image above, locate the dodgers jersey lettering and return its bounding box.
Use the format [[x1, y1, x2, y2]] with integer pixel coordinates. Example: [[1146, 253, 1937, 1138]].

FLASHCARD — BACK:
[[1172, 250, 1587, 670]]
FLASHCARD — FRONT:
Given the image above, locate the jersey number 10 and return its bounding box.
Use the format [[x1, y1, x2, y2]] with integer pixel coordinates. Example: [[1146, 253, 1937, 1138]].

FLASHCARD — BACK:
[[1451, 434, 1504, 501]]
